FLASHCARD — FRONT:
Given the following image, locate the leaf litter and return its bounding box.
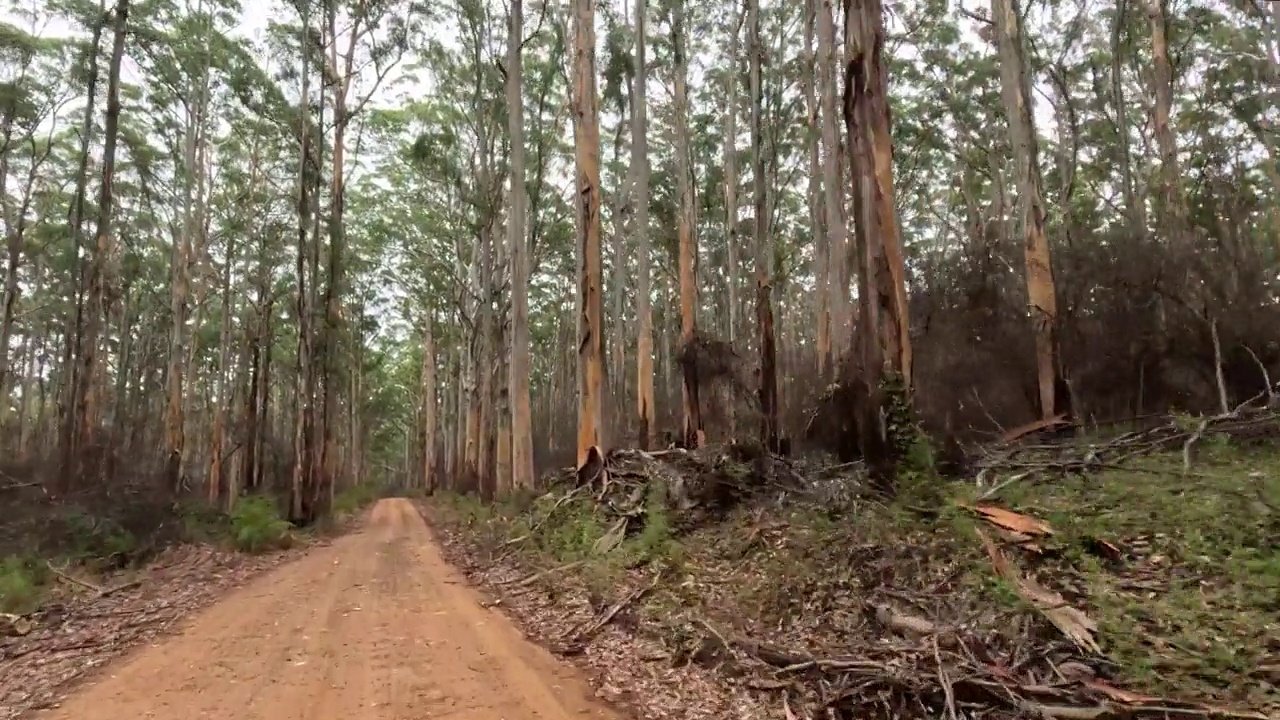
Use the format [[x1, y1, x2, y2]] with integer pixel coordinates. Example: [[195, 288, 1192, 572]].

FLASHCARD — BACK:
[[0, 543, 303, 719], [426, 416, 1280, 720]]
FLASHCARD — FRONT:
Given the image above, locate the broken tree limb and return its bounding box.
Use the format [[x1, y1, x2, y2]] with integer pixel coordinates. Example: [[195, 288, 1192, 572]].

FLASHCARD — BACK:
[[497, 560, 585, 588], [45, 564, 139, 599], [977, 529, 1101, 654], [563, 573, 661, 647], [47, 563, 103, 594]]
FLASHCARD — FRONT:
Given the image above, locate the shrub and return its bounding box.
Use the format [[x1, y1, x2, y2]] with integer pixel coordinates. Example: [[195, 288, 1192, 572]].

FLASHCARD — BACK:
[[61, 511, 138, 567], [230, 497, 292, 553], [333, 482, 385, 516], [0, 556, 44, 614], [177, 500, 235, 544]]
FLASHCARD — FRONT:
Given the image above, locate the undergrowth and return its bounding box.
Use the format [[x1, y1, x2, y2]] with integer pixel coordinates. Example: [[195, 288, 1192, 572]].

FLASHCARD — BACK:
[[57, 512, 140, 568], [175, 496, 293, 552], [439, 479, 684, 596], [0, 555, 46, 614], [954, 440, 1280, 704], [3, 482, 401, 615], [430, 436, 1280, 711], [228, 497, 293, 553]]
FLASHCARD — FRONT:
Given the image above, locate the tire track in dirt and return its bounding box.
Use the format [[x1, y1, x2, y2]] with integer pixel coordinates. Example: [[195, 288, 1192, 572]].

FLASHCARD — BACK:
[[34, 499, 623, 720]]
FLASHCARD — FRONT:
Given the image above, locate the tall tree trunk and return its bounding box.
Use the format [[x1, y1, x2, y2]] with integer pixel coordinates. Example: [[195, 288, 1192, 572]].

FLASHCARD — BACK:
[[610, 129, 627, 422], [673, 0, 701, 447], [59, 0, 105, 478], [508, 0, 535, 490], [572, 0, 605, 469], [291, 0, 314, 521], [0, 114, 20, 414], [456, 342, 467, 493], [633, 0, 654, 451], [818, 0, 848, 359], [209, 231, 236, 504], [1145, 0, 1187, 249], [241, 289, 263, 503], [475, 224, 495, 498], [17, 257, 43, 458], [75, 0, 129, 477], [1110, 0, 1143, 240], [748, 0, 778, 450], [421, 314, 438, 491], [993, 0, 1065, 420], [320, 32, 351, 518], [442, 351, 455, 487], [722, 8, 741, 437], [843, 0, 913, 474], [164, 0, 210, 493], [803, 0, 828, 380], [164, 103, 195, 491]]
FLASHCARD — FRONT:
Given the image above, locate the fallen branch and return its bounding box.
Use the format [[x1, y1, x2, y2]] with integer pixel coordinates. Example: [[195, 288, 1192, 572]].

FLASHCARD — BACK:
[[977, 529, 1100, 654], [1242, 345, 1275, 404], [563, 573, 661, 648], [1210, 319, 1229, 415], [47, 563, 103, 594], [497, 560, 584, 588], [46, 563, 140, 600], [95, 580, 141, 599]]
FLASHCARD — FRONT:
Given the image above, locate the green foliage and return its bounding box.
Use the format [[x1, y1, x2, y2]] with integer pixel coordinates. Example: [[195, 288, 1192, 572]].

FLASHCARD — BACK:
[[229, 497, 293, 553], [60, 512, 139, 566], [536, 498, 609, 561], [0, 556, 46, 614], [435, 479, 684, 597], [627, 481, 682, 569], [962, 445, 1280, 703], [333, 482, 387, 516], [177, 500, 236, 544]]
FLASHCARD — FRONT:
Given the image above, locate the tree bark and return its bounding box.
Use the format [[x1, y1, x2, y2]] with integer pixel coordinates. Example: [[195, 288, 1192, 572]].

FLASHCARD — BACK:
[[843, 0, 913, 473], [507, 0, 535, 489], [1110, 0, 1144, 241], [632, 0, 654, 451], [209, 229, 236, 504], [291, 0, 314, 522], [748, 0, 778, 451], [75, 0, 130, 477], [673, 0, 702, 447], [319, 4, 356, 517], [818, 0, 848, 359], [803, 0, 828, 380], [59, 0, 105, 479], [722, 7, 741, 437], [421, 314, 438, 491], [993, 0, 1064, 421], [1145, 0, 1186, 247], [573, 0, 605, 468]]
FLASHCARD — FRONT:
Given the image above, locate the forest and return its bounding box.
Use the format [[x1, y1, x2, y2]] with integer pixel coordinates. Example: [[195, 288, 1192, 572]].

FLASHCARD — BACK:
[[1, 0, 1279, 716]]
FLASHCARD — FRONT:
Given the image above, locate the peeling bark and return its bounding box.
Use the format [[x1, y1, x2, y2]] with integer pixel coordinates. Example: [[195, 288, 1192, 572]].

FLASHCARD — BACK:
[[573, 0, 605, 467]]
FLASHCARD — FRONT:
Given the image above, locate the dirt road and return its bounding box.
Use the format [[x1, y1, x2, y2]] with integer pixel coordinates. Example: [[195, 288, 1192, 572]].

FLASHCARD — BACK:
[[38, 499, 623, 720]]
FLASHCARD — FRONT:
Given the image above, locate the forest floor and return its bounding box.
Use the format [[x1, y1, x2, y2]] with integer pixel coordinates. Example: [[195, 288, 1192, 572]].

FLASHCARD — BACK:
[[3, 498, 623, 720], [425, 410, 1280, 720]]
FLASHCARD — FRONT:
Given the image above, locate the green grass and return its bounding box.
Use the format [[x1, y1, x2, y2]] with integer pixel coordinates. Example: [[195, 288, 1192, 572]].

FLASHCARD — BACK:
[[960, 441, 1280, 705], [0, 555, 46, 614]]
